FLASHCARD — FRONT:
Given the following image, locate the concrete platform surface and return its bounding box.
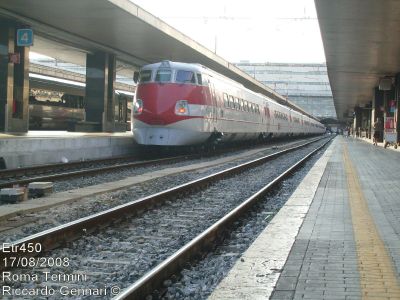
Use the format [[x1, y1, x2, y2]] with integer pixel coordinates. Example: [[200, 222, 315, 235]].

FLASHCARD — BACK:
[[0, 131, 134, 168], [355, 135, 400, 153], [209, 136, 400, 300]]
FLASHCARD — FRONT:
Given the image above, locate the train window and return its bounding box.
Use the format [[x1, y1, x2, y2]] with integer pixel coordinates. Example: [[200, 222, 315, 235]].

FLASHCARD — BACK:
[[234, 98, 239, 110], [202, 75, 210, 86], [256, 105, 260, 114], [139, 70, 152, 83], [250, 104, 254, 113], [228, 95, 234, 109], [176, 70, 196, 84], [223, 93, 228, 107], [61, 94, 74, 108], [196, 73, 203, 85], [244, 100, 248, 112], [155, 69, 171, 82], [240, 99, 244, 111]]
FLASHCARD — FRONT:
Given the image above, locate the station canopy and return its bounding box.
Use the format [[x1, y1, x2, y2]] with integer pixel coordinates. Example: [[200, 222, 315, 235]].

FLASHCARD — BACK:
[[315, 0, 400, 121]]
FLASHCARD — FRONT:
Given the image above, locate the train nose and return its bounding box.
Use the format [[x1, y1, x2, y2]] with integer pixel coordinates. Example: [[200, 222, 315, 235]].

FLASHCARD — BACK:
[[146, 114, 166, 125], [135, 83, 183, 126], [146, 100, 170, 122], [141, 98, 176, 125]]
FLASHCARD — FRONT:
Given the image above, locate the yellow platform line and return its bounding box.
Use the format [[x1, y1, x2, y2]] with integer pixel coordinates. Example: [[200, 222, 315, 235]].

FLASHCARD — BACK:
[[343, 144, 400, 299]]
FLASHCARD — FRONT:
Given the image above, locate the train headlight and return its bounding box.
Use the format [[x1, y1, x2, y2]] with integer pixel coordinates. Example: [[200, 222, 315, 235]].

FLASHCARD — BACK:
[[175, 100, 189, 115], [133, 99, 143, 115]]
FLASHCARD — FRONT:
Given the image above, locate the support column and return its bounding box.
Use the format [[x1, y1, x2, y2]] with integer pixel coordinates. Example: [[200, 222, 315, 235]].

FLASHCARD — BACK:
[[372, 88, 384, 123], [353, 106, 362, 137], [372, 87, 384, 142], [395, 74, 400, 144], [360, 105, 371, 139], [0, 20, 29, 133], [84, 51, 115, 132], [0, 22, 13, 132]]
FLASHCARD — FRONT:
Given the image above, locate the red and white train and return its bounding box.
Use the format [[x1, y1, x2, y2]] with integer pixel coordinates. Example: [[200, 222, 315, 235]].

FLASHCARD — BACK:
[[132, 61, 325, 146]]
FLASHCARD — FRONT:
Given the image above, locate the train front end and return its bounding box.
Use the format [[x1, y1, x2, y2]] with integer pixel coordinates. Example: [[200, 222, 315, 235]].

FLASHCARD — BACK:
[[132, 61, 212, 146]]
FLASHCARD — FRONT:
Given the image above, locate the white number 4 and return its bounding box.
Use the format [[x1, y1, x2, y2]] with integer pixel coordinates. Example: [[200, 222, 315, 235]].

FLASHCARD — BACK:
[[20, 32, 29, 43]]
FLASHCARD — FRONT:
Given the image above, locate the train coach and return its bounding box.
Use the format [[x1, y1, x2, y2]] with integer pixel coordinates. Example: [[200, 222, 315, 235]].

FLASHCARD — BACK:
[[132, 61, 325, 146]]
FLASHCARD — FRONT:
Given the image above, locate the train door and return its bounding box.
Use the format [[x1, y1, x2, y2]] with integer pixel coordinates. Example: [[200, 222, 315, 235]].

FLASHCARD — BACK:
[[114, 93, 130, 131], [202, 75, 215, 132], [269, 102, 277, 135], [288, 110, 293, 134], [264, 102, 271, 133], [209, 79, 218, 124], [115, 95, 125, 123]]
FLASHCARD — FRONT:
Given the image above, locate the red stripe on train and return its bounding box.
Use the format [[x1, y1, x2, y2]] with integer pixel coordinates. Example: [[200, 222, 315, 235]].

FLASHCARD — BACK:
[[134, 83, 210, 125]]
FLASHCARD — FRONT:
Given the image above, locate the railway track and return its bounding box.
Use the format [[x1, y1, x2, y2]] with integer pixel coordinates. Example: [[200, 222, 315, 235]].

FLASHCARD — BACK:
[[0, 155, 193, 189], [0, 136, 319, 190], [0, 136, 332, 299], [0, 154, 138, 180]]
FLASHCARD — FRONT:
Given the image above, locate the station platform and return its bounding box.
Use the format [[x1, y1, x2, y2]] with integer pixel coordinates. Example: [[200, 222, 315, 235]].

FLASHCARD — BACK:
[[0, 131, 135, 169], [210, 136, 400, 300]]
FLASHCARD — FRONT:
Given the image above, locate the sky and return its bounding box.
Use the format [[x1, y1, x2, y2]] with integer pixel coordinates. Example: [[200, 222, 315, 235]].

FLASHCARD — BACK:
[[131, 0, 326, 64]]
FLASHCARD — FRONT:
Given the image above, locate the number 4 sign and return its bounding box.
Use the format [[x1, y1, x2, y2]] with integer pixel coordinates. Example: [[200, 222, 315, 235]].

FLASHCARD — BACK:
[[16, 29, 33, 47]]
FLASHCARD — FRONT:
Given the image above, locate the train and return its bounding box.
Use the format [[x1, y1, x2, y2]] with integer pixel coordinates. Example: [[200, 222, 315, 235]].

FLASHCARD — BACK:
[[29, 92, 85, 130], [29, 84, 133, 130], [131, 61, 325, 146]]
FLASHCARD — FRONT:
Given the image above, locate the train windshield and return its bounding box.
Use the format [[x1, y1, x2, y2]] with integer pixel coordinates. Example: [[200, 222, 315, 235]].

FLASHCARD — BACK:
[[176, 70, 196, 84], [139, 70, 152, 83], [155, 69, 172, 82]]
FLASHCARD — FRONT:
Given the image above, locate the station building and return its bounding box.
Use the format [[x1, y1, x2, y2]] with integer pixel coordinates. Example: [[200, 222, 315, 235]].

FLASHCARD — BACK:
[[235, 62, 336, 119]]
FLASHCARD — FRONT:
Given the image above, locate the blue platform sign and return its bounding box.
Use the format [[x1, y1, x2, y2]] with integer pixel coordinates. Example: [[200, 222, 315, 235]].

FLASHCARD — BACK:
[[16, 29, 33, 47]]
